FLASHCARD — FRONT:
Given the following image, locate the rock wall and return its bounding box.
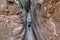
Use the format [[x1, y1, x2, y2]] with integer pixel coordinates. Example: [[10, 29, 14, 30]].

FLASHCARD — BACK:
[[0, 0, 60, 40], [0, 0, 24, 40], [31, 0, 59, 40]]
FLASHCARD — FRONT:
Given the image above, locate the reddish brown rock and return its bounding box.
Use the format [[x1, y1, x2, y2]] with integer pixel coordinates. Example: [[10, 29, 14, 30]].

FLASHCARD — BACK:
[[0, 0, 19, 15], [0, 15, 23, 40], [8, 4, 18, 15], [0, 0, 60, 40]]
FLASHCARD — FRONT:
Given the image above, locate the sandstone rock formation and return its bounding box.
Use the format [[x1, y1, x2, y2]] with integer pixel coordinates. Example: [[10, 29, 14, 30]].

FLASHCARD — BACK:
[[0, 0, 23, 40], [0, 0, 60, 40], [30, 0, 58, 40]]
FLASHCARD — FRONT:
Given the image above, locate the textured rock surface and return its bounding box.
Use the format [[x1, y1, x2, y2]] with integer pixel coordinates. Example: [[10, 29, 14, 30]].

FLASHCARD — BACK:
[[0, 0, 20, 15], [52, 0, 60, 40], [0, 0, 60, 40], [0, 0, 23, 40], [31, 0, 59, 40], [0, 15, 23, 40]]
